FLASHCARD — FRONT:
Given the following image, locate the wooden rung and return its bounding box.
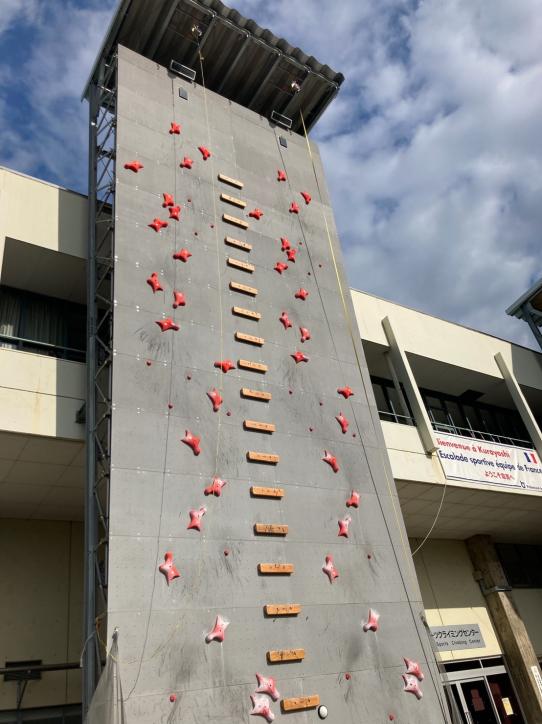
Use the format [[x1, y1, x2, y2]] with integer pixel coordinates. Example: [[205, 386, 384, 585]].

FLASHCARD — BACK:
[[232, 306, 261, 321], [267, 648, 304, 662], [244, 420, 275, 433], [220, 192, 246, 208], [218, 173, 243, 189], [259, 563, 294, 575], [227, 257, 255, 273], [281, 696, 319, 712], [265, 604, 301, 616], [225, 236, 252, 251], [235, 332, 264, 346], [230, 281, 258, 296], [251, 485, 283, 498], [242, 388, 272, 401], [223, 213, 249, 229], [254, 523, 288, 535], [248, 451, 279, 464], [238, 360, 267, 373]]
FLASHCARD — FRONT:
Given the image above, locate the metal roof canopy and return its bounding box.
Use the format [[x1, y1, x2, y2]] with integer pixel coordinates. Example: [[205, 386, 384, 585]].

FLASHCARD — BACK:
[[83, 0, 344, 134], [506, 277, 542, 351]]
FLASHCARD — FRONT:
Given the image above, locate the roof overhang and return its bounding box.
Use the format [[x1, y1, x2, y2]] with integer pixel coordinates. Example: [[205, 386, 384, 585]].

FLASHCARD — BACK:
[[506, 277, 542, 325], [83, 0, 344, 134]]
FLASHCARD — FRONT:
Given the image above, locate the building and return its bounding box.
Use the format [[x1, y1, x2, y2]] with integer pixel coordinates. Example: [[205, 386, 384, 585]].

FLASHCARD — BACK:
[[507, 278, 542, 351]]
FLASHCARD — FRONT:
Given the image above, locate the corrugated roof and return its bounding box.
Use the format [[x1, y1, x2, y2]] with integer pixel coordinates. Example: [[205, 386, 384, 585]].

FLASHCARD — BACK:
[[83, 0, 344, 133]]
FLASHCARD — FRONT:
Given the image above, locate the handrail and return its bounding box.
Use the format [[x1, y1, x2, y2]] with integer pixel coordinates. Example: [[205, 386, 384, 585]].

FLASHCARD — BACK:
[[378, 410, 416, 426], [0, 333, 85, 361], [1, 661, 80, 677], [431, 421, 534, 449]]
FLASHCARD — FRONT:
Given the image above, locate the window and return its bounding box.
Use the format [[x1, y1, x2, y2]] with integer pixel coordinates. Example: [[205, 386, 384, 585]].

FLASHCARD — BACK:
[[370, 376, 415, 425], [496, 544, 542, 587]]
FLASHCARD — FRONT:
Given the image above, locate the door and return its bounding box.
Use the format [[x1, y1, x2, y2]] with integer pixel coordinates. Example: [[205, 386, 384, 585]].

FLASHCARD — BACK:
[[460, 679, 500, 724], [487, 673, 525, 723]]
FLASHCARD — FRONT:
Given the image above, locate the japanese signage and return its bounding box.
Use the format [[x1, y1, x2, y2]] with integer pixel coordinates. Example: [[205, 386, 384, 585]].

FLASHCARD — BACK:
[[436, 433, 542, 492], [430, 624, 485, 651]]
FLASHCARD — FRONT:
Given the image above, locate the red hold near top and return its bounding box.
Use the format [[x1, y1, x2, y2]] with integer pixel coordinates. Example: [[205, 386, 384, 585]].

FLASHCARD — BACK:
[[173, 248, 192, 262], [274, 262, 288, 274], [204, 476, 227, 497], [337, 386, 354, 399], [323, 450, 339, 473], [289, 201, 300, 214], [169, 122, 181, 134], [159, 551, 180, 585], [346, 490, 360, 508], [249, 208, 263, 220], [198, 145, 211, 160], [280, 237, 291, 252], [182, 430, 201, 456], [124, 160, 143, 172], [277, 169, 287, 182], [300, 327, 311, 343], [295, 288, 309, 300], [162, 193, 175, 207], [207, 387, 223, 412], [336, 412, 350, 434], [279, 312, 292, 330], [214, 359, 235, 373], [149, 218, 169, 233], [291, 350, 309, 364], [180, 156, 193, 169], [169, 205, 181, 221], [156, 318, 179, 332], [146, 272, 163, 293], [301, 191, 312, 205], [286, 248, 297, 263]]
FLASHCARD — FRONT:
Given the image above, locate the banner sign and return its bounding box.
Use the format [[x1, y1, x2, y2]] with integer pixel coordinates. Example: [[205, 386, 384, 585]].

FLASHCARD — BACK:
[[436, 433, 542, 492], [430, 624, 485, 651]]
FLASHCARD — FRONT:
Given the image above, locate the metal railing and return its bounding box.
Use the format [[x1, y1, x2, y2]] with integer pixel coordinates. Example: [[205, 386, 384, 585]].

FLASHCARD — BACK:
[[0, 334, 85, 363], [431, 421, 534, 449], [378, 410, 416, 426]]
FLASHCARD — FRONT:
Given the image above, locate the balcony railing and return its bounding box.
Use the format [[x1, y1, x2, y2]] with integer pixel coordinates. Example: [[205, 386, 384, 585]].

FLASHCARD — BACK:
[[0, 334, 85, 363], [378, 410, 416, 426], [431, 421, 534, 449]]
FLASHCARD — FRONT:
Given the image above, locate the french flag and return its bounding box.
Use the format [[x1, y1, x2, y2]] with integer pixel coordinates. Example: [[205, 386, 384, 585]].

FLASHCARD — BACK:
[[524, 451, 538, 464]]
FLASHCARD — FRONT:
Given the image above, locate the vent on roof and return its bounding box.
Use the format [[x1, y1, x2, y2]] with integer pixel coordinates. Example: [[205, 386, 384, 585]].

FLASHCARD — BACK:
[[271, 111, 293, 130], [169, 60, 196, 82]]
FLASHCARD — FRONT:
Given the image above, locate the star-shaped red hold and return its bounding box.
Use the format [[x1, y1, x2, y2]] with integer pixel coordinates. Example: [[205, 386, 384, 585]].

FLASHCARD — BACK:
[[162, 192, 175, 208], [169, 122, 181, 134], [280, 237, 291, 252], [172, 291, 185, 308], [289, 201, 300, 214], [277, 169, 287, 182], [295, 288, 309, 300], [286, 248, 297, 263], [124, 160, 143, 173], [169, 205, 181, 221], [149, 218, 169, 232], [338, 514, 351, 538], [146, 272, 163, 293], [249, 208, 264, 220], [322, 554, 339, 583], [204, 476, 227, 497], [255, 673, 280, 701], [279, 312, 292, 329], [403, 674, 423, 700], [159, 551, 180, 585], [182, 430, 201, 455], [187, 505, 206, 531], [300, 191, 312, 205], [156, 318, 179, 332], [207, 387, 223, 412], [214, 359, 235, 373], [346, 490, 360, 508], [198, 145, 211, 160], [404, 658, 424, 681], [337, 386, 354, 399], [323, 450, 339, 473], [206, 614, 229, 643], [180, 156, 193, 169], [300, 327, 311, 343], [336, 412, 349, 434], [250, 694, 275, 723], [274, 261, 288, 274], [173, 248, 192, 262], [291, 350, 309, 364]]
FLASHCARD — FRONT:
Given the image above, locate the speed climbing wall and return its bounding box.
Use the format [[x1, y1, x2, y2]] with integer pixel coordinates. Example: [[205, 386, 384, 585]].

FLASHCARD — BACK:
[[108, 44, 449, 723]]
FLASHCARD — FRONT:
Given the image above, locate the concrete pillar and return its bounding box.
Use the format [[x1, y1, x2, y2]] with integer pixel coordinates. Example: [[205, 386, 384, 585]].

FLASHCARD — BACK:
[[466, 534, 542, 724], [382, 316, 438, 453], [494, 351, 542, 461]]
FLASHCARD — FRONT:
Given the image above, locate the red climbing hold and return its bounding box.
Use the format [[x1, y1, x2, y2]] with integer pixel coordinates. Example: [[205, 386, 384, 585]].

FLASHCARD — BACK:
[[323, 450, 339, 473], [205, 614, 229, 643], [346, 490, 360, 508], [169, 122, 181, 134], [322, 554, 339, 583], [124, 160, 143, 173], [172, 291, 186, 308], [146, 272, 163, 293], [362, 608, 380, 632], [301, 191, 312, 205], [187, 505, 206, 531], [300, 327, 311, 343], [249, 208, 263, 220], [279, 312, 292, 329], [214, 359, 235, 373], [204, 476, 227, 497], [173, 248, 192, 262], [404, 658, 424, 681], [250, 694, 275, 722], [180, 156, 193, 169], [159, 551, 180, 585], [289, 201, 300, 214], [280, 237, 291, 252], [295, 288, 309, 300], [255, 673, 280, 702], [337, 386, 354, 399], [286, 248, 297, 263], [207, 387, 223, 412], [277, 170, 287, 182], [274, 262, 288, 274], [338, 514, 351, 538], [291, 351, 309, 364], [162, 193, 175, 208], [169, 205, 181, 221], [156, 318, 179, 332], [402, 674, 423, 700], [149, 218, 168, 232], [169, 693, 177, 703], [336, 412, 350, 434], [182, 430, 201, 456], [345, 673, 351, 681], [198, 145, 211, 160]]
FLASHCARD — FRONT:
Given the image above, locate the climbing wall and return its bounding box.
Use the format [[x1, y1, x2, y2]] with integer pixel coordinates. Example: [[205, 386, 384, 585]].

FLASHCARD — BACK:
[[108, 44, 449, 723]]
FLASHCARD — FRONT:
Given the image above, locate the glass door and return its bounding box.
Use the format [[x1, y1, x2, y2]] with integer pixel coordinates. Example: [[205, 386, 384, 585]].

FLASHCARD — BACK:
[[487, 673, 525, 723], [459, 679, 500, 724]]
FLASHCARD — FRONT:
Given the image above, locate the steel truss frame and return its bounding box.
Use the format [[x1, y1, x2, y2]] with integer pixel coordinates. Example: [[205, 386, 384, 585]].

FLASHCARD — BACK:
[[83, 50, 117, 715]]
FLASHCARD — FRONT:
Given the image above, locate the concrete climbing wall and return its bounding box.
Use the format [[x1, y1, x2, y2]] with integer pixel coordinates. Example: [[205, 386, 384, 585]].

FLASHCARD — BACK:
[[108, 44, 449, 723]]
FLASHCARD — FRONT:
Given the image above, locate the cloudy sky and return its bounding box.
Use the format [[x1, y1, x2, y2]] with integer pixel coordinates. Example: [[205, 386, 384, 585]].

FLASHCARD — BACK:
[[0, 0, 540, 347]]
